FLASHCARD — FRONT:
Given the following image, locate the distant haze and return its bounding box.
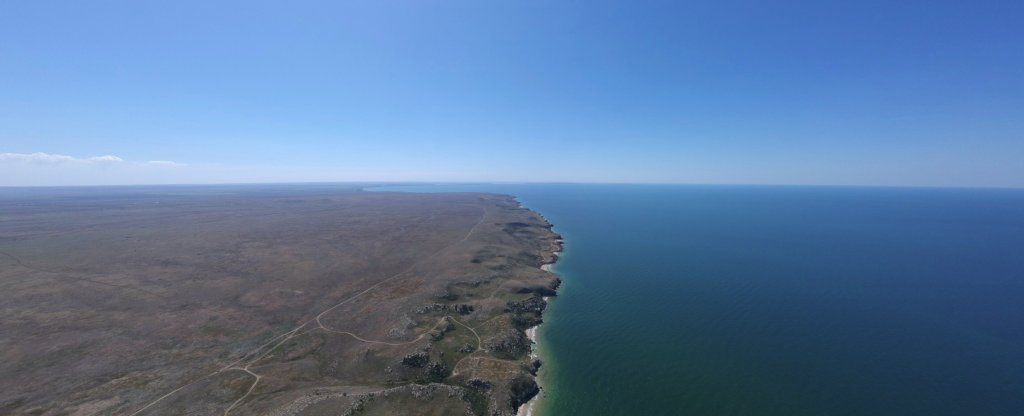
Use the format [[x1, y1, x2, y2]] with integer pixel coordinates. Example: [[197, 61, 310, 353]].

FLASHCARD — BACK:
[[1, 1, 1022, 187]]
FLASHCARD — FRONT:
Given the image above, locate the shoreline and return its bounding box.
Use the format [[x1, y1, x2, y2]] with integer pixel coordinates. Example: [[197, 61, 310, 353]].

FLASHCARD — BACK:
[[517, 241, 562, 416]]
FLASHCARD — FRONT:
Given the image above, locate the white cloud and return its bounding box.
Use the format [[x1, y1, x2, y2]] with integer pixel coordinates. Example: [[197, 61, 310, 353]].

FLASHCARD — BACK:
[[144, 160, 183, 166], [0, 152, 177, 166], [0, 152, 77, 163], [0, 152, 190, 186], [89, 155, 124, 163]]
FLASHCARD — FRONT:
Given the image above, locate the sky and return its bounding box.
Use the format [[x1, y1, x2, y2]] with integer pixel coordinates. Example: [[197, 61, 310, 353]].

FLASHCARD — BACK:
[[1, 0, 1022, 187]]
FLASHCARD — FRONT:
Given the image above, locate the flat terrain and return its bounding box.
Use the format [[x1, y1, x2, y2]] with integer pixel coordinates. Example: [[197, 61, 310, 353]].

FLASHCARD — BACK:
[[0, 185, 561, 416]]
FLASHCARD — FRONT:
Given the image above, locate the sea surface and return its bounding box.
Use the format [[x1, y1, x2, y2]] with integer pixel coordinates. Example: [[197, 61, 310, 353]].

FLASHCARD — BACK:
[[373, 184, 1024, 415]]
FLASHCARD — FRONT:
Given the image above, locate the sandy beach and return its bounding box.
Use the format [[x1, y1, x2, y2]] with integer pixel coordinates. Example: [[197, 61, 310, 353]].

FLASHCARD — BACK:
[[517, 248, 561, 416]]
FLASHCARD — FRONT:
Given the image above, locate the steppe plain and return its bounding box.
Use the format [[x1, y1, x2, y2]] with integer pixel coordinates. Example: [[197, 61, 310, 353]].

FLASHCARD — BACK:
[[0, 185, 561, 416]]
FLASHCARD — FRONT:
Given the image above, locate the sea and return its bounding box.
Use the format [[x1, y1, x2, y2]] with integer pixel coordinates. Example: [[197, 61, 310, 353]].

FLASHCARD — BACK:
[[373, 184, 1024, 416]]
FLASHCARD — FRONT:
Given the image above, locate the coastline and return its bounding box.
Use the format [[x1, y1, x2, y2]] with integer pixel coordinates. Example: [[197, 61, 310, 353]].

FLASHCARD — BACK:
[[517, 239, 562, 416]]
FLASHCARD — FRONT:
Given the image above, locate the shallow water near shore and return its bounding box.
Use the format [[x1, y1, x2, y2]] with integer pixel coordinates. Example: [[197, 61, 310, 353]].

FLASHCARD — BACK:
[[373, 184, 1024, 415]]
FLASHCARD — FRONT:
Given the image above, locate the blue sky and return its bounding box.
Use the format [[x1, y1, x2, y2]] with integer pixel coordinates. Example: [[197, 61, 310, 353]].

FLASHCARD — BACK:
[[1, 0, 1021, 186]]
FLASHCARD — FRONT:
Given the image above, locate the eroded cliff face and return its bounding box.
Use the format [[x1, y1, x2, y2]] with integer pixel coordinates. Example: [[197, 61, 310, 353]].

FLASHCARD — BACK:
[[359, 196, 562, 416], [262, 194, 563, 416]]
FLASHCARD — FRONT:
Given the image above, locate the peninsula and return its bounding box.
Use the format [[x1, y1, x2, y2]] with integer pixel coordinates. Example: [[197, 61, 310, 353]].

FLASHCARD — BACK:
[[0, 185, 561, 416]]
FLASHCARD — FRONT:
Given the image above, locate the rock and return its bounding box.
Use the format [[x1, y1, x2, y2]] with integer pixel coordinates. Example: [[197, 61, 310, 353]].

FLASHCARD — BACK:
[[529, 359, 542, 375], [506, 296, 546, 314], [467, 378, 492, 391], [401, 350, 430, 368], [508, 375, 540, 410], [484, 329, 530, 358], [424, 361, 449, 382], [511, 314, 542, 329], [417, 303, 475, 315]]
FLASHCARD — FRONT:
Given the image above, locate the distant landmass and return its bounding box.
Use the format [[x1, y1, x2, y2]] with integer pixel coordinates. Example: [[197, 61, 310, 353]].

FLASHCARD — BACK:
[[0, 185, 561, 415]]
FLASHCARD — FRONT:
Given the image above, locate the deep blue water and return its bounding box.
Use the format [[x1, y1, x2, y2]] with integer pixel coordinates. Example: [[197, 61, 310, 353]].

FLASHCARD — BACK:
[[374, 184, 1024, 415]]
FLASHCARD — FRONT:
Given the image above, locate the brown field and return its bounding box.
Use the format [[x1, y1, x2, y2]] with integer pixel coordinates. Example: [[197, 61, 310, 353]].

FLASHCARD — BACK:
[[0, 185, 561, 416]]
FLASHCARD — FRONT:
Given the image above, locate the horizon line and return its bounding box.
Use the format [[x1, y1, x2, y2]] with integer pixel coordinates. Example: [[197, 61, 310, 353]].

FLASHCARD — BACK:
[[1, 180, 1022, 191]]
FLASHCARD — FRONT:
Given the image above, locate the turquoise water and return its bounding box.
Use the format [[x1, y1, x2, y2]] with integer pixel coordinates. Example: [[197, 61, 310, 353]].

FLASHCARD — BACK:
[[374, 184, 1024, 415]]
